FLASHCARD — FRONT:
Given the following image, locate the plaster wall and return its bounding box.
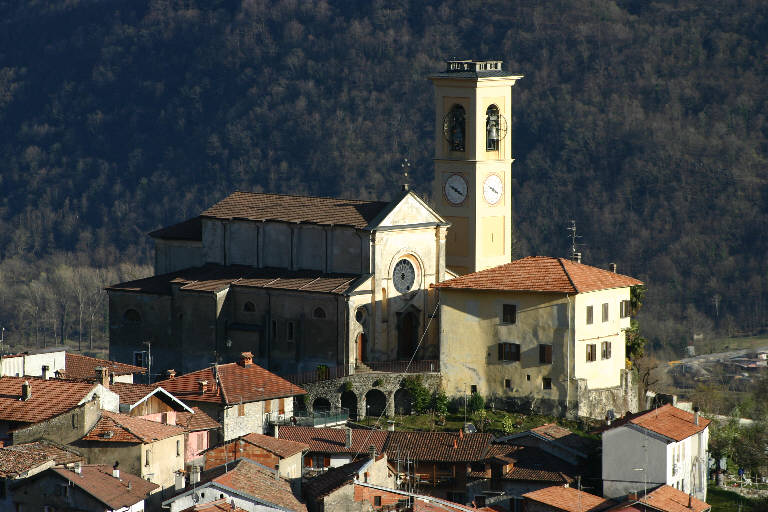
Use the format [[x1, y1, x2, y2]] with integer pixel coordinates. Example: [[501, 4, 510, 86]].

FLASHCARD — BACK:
[[0, 351, 66, 378], [602, 426, 668, 499], [166, 483, 276, 512], [140, 434, 186, 489], [573, 287, 631, 389], [228, 220, 259, 266], [155, 239, 203, 274]]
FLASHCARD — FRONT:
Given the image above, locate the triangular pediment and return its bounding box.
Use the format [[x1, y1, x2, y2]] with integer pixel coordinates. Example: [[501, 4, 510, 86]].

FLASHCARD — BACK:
[[369, 191, 448, 229]]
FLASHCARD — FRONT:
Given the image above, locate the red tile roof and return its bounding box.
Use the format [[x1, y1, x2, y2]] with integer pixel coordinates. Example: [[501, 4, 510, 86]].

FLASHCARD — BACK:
[[628, 485, 709, 512], [386, 431, 493, 462], [50, 465, 158, 509], [435, 256, 642, 293], [176, 407, 221, 431], [620, 404, 710, 442], [0, 377, 99, 424], [200, 191, 390, 229], [278, 426, 389, 455], [201, 458, 307, 511], [1, 440, 84, 473], [482, 445, 576, 483], [60, 353, 146, 380], [155, 361, 305, 405], [107, 263, 360, 296], [523, 485, 613, 512], [110, 382, 158, 405], [304, 457, 372, 499], [0, 448, 51, 478], [82, 411, 185, 443], [239, 432, 308, 457]]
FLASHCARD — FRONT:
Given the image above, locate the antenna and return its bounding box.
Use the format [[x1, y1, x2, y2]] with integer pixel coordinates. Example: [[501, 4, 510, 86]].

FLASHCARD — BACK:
[[567, 220, 583, 262], [401, 158, 411, 192]]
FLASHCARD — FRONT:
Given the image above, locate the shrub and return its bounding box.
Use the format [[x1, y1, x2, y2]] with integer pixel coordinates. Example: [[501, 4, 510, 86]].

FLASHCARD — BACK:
[[402, 376, 431, 414], [432, 390, 448, 416], [468, 392, 484, 413], [341, 381, 353, 392]]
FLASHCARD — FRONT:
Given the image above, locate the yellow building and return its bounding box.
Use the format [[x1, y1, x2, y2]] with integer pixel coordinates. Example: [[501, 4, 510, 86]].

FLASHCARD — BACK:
[[435, 256, 642, 419], [430, 60, 523, 275]]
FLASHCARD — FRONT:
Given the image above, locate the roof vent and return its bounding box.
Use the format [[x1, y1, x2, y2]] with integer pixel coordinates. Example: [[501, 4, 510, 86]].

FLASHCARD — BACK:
[[102, 431, 114, 439]]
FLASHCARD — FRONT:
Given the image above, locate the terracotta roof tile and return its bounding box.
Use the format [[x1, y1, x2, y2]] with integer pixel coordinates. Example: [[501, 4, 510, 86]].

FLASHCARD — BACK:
[[240, 432, 308, 457], [0, 448, 51, 478], [523, 485, 613, 512], [436, 256, 642, 293], [622, 404, 710, 442], [149, 217, 203, 241], [50, 465, 158, 509], [623, 485, 710, 512], [483, 445, 576, 483], [107, 264, 360, 296], [60, 353, 145, 380], [278, 426, 388, 455], [0, 377, 98, 424], [155, 361, 306, 405], [110, 382, 157, 405], [82, 411, 185, 443], [303, 457, 371, 499], [200, 458, 307, 511], [200, 191, 390, 229], [176, 407, 221, 431], [180, 499, 248, 512], [386, 431, 492, 462], [2, 440, 84, 470]]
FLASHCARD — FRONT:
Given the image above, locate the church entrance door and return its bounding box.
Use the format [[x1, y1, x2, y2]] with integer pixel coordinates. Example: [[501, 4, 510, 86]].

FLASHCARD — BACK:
[[397, 310, 419, 360], [356, 333, 367, 363]]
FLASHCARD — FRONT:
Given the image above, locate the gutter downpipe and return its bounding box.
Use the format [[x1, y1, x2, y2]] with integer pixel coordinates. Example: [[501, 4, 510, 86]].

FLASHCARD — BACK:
[[566, 294, 572, 417]]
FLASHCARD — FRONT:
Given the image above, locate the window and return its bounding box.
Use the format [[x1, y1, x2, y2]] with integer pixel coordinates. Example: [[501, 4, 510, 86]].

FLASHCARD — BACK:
[[526, 374, 531, 381], [123, 308, 141, 325], [264, 399, 271, 413], [133, 351, 147, 368], [486, 105, 501, 151], [145, 449, 151, 466], [602, 303, 609, 322], [374, 496, 382, 506], [470, 385, 478, 394], [313, 307, 326, 319], [539, 344, 552, 364], [498, 342, 520, 362], [279, 398, 285, 415], [601, 341, 612, 360], [502, 304, 517, 324], [287, 321, 295, 342], [504, 379, 511, 389], [620, 300, 631, 318], [586, 306, 593, 325], [244, 301, 255, 312], [238, 403, 245, 416], [176, 439, 181, 456], [444, 105, 466, 152], [542, 378, 552, 390], [586, 344, 597, 362]]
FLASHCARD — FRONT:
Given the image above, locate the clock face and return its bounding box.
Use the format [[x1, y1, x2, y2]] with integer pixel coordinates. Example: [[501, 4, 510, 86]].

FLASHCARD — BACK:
[[483, 174, 503, 205], [444, 174, 468, 205], [393, 258, 417, 294]]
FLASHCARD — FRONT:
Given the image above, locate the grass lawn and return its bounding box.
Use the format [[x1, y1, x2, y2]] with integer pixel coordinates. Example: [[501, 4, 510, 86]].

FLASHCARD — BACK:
[[706, 485, 766, 511]]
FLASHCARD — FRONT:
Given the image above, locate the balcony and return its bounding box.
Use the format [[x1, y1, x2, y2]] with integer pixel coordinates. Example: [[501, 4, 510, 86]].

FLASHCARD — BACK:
[[283, 360, 440, 386]]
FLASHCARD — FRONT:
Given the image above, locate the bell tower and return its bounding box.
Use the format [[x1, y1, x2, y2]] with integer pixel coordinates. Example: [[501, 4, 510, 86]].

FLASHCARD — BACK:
[[430, 60, 522, 275]]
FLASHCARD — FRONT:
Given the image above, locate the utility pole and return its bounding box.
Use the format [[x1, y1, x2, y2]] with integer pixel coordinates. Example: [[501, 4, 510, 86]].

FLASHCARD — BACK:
[[143, 341, 151, 384]]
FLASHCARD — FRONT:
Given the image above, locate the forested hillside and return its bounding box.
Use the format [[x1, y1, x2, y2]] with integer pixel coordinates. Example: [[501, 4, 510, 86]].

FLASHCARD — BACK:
[[0, 0, 766, 355]]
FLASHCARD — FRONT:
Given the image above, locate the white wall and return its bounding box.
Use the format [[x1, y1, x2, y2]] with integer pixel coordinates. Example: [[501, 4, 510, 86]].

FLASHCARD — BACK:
[[167, 483, 278, 512], [602, 425, 668, 499], [0, 351, 66, 378]]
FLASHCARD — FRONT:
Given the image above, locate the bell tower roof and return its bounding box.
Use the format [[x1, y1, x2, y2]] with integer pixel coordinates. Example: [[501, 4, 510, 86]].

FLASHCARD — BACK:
[[430, 59, 523, 80]]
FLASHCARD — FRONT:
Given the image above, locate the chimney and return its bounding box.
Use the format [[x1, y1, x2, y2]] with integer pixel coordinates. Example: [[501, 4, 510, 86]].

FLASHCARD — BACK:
[[41, 365, 50, 380], [574, 252, 582, 263], [274, 423, 279, 438], [369, 445, 376, 460], [95, 366, 109, 389], [174, 471, 186, 491], [240, 352, 253, 367], [190, 465, 201, 484], [274, 464, 280, 480], [628, 491, 638, 501], [198, 380, 208, 393], [73, 462, 82, 474], [166, 369, 176, 380], [112, 461, 120, 479], [609, 262, 617, 273], [693, 406, 700, 426], [346, 428, 352, 448], [21, 380, 31, 401]]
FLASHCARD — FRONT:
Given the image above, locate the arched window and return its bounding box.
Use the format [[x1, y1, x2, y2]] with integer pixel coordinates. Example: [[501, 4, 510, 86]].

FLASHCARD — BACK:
[[123, 309, 141, 325], [486, 105, 500, 151], [443, 105, 466, 152], [244, 301, 256, 312], [313, 307, 326, 319]]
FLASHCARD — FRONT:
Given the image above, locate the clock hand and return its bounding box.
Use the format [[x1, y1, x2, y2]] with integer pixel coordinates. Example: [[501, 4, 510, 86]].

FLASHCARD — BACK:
[[489, 186, 499, 194], [450, 185, 464, 195]]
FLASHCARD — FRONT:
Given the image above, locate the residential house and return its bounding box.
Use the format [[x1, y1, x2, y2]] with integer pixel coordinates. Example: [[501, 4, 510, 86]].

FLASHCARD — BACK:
[[10, 464, 158, 512], [495, 423, 594, 466], [276, 426, 389, 470], [604, 485, 710, 512], [179, 500, 249, 512], [435, 256, 642, 419], [72, 411, 186, 490], [522, 486, 614, 512], [202, 432, 308, 486], [156, 353, 306, 441], [0, 440, 84, 509], [601, 405, 710, 502], [0, 350, 145, 383], [0, 376, 119, 445], [58, 352, 147, 383], [161, 458, 307, 512], [0, 350, 66, 378], [302, 455, 394, 512], [176, 407, 222, 466]]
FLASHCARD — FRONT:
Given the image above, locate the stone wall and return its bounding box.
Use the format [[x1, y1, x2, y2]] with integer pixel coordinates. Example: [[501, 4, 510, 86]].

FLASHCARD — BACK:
[[576, 369, 638, 420], [300, 372, 441, 419], [12, 399, 101, 445]]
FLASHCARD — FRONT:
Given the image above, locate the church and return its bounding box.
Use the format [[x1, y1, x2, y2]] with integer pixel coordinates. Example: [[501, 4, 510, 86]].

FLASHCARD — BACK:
[[108, 60, 639, 418]]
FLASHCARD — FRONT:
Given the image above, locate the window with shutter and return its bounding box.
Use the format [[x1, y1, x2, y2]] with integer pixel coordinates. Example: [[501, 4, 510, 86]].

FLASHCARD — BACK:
[[586, 306, 593, 324], [498, 342, 520, 361], [542, 378, 552, 390], [539, 344, 552, 364], [264, 400, 271, 413], [601, 341, 612, 359], [602, 303, 609, 322], [279, 398, 285, 415], [586, 344, 597, 362], [502, 304, 517, 324]]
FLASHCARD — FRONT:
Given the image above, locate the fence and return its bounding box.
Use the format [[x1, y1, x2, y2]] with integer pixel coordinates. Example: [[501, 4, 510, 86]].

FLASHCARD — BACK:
[[283, 360, 440, 386]]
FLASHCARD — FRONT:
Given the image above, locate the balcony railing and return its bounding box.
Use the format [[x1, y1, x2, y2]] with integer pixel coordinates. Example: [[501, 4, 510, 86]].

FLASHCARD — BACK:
[[274, 407, 349, 427], [283, 360, 440, 386]]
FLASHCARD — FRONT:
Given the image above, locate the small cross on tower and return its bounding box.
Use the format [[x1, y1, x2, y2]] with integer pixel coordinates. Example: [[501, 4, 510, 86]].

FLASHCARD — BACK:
[[401, 158, 411, 192]]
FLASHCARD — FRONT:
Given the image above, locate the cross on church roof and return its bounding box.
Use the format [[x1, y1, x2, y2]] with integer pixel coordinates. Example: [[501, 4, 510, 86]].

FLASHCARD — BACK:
[[401, 158, 411, 192]]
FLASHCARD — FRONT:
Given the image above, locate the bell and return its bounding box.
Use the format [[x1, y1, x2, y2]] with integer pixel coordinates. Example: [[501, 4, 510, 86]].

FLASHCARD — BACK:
[[488, 123, 499, 141]]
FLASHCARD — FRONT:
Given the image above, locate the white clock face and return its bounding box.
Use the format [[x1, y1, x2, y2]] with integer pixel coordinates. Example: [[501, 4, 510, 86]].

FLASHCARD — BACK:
[[483, 174, 503, 205], [444, 174, 468, 205], [393, 258, 417, 293]]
